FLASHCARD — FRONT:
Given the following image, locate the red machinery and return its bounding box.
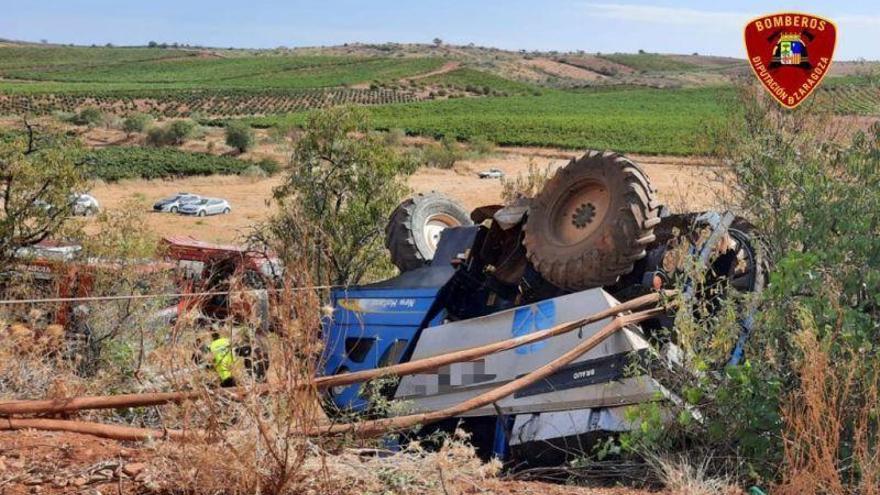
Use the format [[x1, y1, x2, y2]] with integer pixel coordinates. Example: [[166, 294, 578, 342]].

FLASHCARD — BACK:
[[159, 236, 281, 325], [8, 240, 173, 327]]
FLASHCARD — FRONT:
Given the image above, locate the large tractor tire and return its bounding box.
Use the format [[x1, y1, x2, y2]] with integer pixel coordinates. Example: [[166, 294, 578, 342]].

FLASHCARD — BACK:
[[523, 151, 662, 290], [385, 192, 473, 272]]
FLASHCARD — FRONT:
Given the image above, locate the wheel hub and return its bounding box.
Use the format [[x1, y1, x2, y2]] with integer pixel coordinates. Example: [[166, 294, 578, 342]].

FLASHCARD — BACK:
[[571, 203, 596, 229], [423, 213, 460, 252], [548, 180, 611, 246]]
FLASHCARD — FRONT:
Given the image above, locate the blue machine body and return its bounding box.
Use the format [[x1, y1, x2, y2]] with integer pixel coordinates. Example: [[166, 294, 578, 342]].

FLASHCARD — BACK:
[[322, 286, 443, 411], [321, 226, 479, 412]]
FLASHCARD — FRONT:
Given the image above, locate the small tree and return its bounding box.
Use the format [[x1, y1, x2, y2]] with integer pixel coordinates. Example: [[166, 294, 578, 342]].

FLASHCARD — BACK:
[[71, 107, 104, 127], [0, 122, 88, 267], [433, 37, 443, 47], [145, 126, 172, 147], [167, 119, 196, 145], [225, 121, 255, 153], [266, 106, 416, 286], [122, 113, 153, 136]]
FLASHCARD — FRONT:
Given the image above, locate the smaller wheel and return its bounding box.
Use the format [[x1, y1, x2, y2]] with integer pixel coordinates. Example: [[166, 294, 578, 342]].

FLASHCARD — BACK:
[[170, 206, 178, 214], [385, 192, 473, 271], [223, 208, 231, 215], [198, 210, 206, 217]]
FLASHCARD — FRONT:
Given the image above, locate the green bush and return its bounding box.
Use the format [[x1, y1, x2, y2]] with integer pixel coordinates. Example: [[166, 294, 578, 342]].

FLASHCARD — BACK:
[[256, 157, 280, 175], [167, 119, 196, 144], [420, 136, 460, 169], [467, 135, 494, 155], [625, 86, 880, 487], [145, 126, 174, 146], [122, 113, 153, 135], [145, 119, 196, 146], [70, 106, 104, 127], [267, 106, 416, 286], [225, 121, 255, 153]]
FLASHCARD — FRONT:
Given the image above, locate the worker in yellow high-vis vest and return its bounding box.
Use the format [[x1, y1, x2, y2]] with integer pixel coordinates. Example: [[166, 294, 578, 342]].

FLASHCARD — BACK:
[[209, 332, 236, 387]]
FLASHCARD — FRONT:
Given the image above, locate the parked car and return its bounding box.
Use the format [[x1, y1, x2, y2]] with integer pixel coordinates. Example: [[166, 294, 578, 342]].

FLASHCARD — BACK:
[[71, 193, 100, 216], [478, 168, 504, 179], [153, 193, 201, 213], [32, 194, 99, 216], [178, 198, 231, 217], [31, 199, 53, 213]]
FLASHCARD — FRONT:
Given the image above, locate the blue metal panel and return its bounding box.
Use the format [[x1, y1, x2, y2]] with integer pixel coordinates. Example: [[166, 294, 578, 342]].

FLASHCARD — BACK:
[[492, 414, 515, 460], [511, 300, 555, 355], [322, 287, 441, 411]]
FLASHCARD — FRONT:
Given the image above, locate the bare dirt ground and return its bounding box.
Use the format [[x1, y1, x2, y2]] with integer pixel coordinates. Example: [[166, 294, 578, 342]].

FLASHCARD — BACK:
[[527, 59, 608, 82], [551, 55, 636, 76], [86, 148, 725, 244], [404, 60, 462, 81], [0, 431, 662, 495]]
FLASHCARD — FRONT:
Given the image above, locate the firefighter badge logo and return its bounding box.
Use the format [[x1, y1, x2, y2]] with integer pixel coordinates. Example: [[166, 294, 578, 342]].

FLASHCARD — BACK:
[[744, 13, 836, 108]]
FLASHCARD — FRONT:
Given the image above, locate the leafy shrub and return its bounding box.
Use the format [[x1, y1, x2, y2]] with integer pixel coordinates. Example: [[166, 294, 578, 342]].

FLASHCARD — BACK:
[[225, 121, 255, 153], [267, 106, 416, 286], [420, 137, 460, 169], [241, 164, 268, 178], [256, 157, 280, 175], [625, 85, 880, 488], [145, 126, 174, 146], [69, 106, 104, 127], [122, 113, 153, 135], [167, 119, 196, 144], [145, 119, 196, 146], [467, 135, 494, 155]]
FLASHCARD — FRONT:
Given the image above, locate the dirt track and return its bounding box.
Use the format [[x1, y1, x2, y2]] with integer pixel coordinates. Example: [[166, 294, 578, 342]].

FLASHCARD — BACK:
[[87, 149, 726, 244]]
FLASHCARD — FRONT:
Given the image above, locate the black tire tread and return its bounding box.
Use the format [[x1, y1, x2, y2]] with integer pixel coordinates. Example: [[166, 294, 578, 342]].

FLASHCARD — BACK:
[[385, 198, 421, 271]]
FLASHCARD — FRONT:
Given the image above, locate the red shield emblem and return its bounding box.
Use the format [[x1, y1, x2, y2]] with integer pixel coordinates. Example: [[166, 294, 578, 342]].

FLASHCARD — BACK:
[[744, 13, 836, 108]]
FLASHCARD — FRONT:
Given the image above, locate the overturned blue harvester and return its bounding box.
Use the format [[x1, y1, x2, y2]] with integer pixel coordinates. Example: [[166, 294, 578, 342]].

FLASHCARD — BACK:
[[321, 151, 764, 465]]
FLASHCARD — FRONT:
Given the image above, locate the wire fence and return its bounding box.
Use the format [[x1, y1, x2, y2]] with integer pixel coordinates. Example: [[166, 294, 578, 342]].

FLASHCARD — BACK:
[[0, 285, 341, 306]]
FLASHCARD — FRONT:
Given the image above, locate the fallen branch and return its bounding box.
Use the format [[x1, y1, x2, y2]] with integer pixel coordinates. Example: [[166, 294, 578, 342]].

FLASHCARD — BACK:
[[0, 417, 191, 442], [0, 291, 671, 417]]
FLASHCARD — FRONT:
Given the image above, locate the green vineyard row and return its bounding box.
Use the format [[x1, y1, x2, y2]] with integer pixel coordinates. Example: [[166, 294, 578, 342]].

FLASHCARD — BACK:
[[0, 88, 426, 117]]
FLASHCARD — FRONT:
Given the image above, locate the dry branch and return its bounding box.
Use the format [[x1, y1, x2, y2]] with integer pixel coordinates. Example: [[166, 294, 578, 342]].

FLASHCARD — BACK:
[[0, 417, 190, 441]]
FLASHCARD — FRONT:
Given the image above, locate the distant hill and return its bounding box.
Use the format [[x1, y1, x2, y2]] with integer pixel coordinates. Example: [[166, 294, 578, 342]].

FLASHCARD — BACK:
[[0, 40, 875, 126]]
